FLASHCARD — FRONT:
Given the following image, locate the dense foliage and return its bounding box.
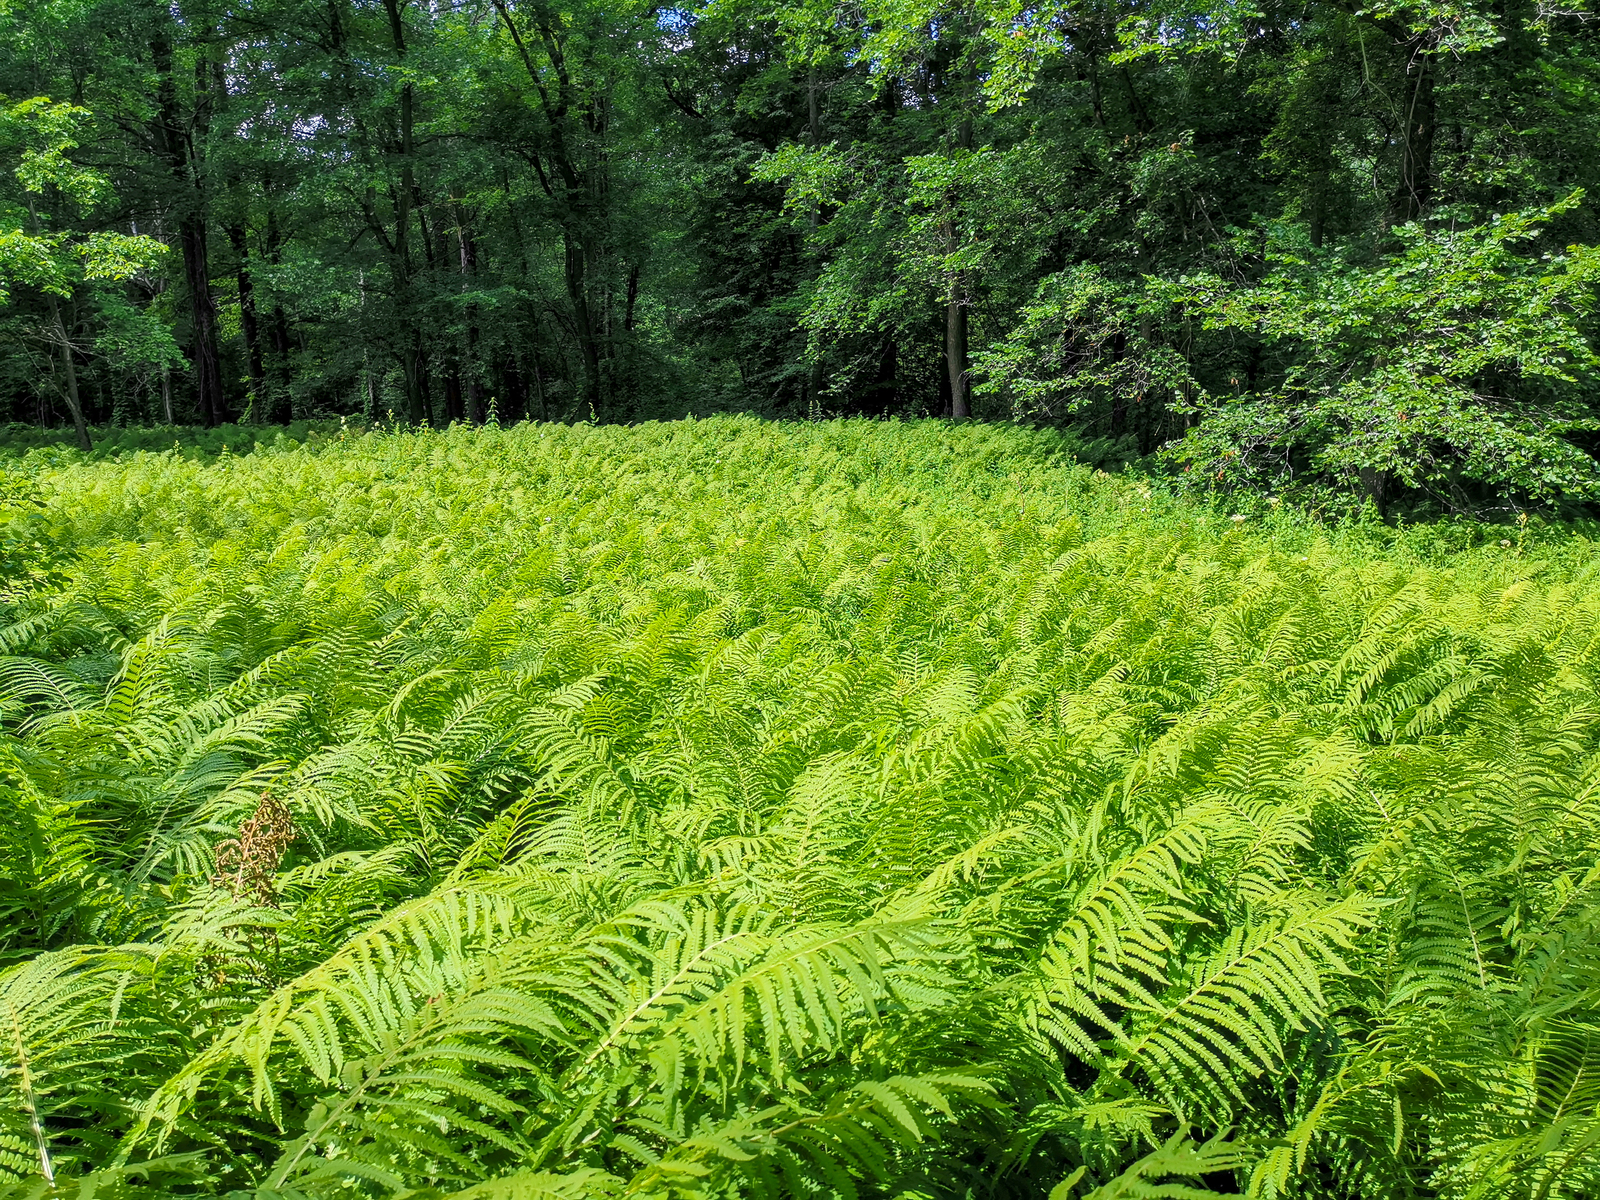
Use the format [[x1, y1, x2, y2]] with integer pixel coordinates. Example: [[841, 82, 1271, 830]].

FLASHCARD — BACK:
[[4, 0, 1600, 509], [1, 418, 1599, 1197]]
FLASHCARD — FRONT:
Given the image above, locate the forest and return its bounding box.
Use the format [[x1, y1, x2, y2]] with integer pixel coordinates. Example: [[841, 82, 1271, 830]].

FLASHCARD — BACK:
[[3, 0, 1600, 510]]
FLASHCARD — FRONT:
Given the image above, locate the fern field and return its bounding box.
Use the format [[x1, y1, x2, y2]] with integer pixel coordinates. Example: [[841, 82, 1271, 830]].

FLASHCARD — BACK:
[[1, 418, 1598, 1200]]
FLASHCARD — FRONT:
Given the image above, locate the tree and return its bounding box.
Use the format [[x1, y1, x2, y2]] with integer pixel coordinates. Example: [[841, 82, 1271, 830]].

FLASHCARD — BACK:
[[0, 99, 169, 449], [1168, 200, 1600, 511]]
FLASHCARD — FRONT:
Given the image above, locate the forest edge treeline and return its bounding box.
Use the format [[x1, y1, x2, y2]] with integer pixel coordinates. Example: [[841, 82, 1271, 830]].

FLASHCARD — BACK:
[[3, 0, 1600, 516]]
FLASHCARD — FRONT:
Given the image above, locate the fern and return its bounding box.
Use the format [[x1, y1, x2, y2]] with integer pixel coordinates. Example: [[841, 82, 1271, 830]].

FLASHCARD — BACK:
[[0, 419, 1594, 1196]]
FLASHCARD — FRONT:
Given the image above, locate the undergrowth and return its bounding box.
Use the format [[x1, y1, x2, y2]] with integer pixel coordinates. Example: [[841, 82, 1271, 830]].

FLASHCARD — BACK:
[[0, 416, 1597, 1199], [0, 420, 349, 461]]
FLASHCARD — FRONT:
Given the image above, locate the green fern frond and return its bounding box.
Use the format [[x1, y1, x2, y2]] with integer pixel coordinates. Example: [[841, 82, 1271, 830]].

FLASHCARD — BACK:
[[1119, 897, 1372, 1117], [1064, 1127, 1251, 1200]]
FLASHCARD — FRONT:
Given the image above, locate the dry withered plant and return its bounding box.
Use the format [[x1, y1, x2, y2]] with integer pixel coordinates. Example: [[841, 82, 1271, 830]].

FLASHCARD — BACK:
[[212, 792, 296, 907]]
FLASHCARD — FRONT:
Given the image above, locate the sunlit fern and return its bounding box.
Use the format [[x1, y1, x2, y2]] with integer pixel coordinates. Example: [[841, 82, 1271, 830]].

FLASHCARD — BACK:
[[0, 418, 1596, 1198]]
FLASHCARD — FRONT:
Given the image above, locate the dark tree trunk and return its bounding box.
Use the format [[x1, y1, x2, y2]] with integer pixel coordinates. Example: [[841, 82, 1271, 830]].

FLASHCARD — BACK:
[[152, 29, 225, 426], [803, 65, 826, 416], [1389, 38, 1437, 228], [457, 222, 485, 423], [181, 217, 225, 426], [1359, 467, 1389, 516], [1109, 330, 1128, 437], [866, 338, 897, 416], [530, 349, 547, 420], [227, 224, 267, 422], [944, 111, 973, 420], [497, 357, 529, 422], [1309, 180, 1326, 249], [401, 337, 427, 425], [490, 0, 615, 419], [946, 297, 970, 419], [564, 234, 603, 417], [264, 199, 294, 421], [269, 306, 292, 421], [624, 264, 640, 332], [444, 370, 463, 423], [381, 0, 428, 425], [46, 294, 91, 451]]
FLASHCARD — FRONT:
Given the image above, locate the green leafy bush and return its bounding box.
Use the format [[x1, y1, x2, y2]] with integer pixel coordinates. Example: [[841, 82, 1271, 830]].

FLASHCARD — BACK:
[[1167, 200, 1600, 511], [0, 418, 1596, 1198]]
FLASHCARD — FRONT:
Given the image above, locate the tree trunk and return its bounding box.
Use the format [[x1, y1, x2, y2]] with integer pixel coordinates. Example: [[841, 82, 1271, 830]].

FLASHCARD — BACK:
[[182, 216, 225, 426], [263, 199, 294, 421], [45, 294, 91, 451], [1359, 466, 1389, 516], [444, 370, 463, 423], [214, 58, 264, 425], [529, 346, 547, 420], [152, 28, 225, 426], [1309, 178, 1326, 249], [804, 65, 826, 415], [489, 0, 613, 419], [394, 160, 426, 426], [268, 307, 292, 421], [946, 296, 970, 419], [944, 110, 973, 420], [457, 221, 485, 423], [465, 365, 485, 425], [564, 234, 603, 417], [500, 356, 529, 422], [401, 337, 426, 425], [1389, 38, 1436, 228], [1109, 330, 1128, 437], [228, 224, 267, 422], [381, 0, 428, 425], [867, 338, 897, 416]]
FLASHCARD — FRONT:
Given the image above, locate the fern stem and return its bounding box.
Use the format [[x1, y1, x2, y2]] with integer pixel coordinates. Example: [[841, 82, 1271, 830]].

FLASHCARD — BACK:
[[7, 997, 54, 1186], [577, 927, 757, 1073]]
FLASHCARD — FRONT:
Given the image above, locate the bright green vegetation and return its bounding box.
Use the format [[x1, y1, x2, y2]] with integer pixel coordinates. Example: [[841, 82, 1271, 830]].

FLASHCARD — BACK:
[[2, 418, 1600, 1198], [0, 421, 348, 460]]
